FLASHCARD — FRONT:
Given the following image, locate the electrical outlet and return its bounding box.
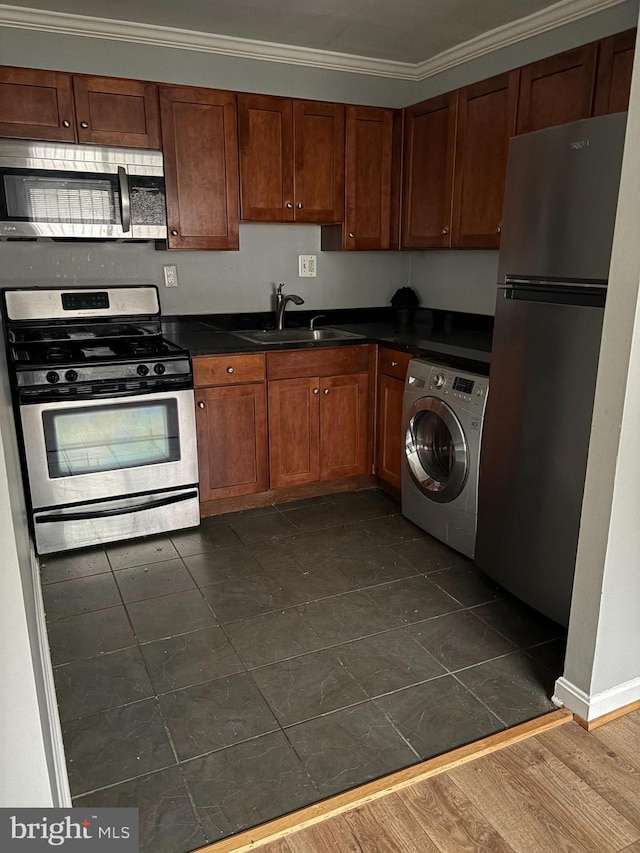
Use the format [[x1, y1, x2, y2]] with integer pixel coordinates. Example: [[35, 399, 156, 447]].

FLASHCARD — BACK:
[[298, 255, 317, 277], [163, 265, 178, 287]]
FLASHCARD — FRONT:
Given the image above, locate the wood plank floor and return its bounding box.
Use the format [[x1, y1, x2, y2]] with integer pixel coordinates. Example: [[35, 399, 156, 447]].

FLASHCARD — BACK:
[[255, 710, 640, 853]]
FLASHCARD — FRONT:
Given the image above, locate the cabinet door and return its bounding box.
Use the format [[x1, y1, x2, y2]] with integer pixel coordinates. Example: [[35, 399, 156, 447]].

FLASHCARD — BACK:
[[293, 100, 344, 222], [344, 106, 394, 250], [516, 43, 598, 134], [452, 71, 519, 249], [196, 384, 267, 502], [401, 92, 457, 248], [73, 76, 160, 148], [593, 29, 636, 116], [320, 373, 369, 481], [238, 94, 294, 221], [160, 86, 239, 250], [0, 66, 75, 141], [376, 373, 406, 491], [269, 377, 320, 488]]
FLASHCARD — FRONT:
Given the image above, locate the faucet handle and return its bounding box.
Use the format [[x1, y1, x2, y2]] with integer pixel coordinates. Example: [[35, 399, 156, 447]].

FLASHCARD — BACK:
[[276, 282, 285, 296], [309, 314, 326, 330]]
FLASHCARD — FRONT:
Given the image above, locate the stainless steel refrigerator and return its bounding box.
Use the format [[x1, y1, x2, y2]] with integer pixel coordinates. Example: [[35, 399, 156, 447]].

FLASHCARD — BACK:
[[475, 112, 627, 626]]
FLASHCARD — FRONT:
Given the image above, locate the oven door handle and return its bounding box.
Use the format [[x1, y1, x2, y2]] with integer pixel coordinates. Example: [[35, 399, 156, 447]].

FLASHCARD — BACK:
[[35, 490, 198, 523], [118, 166, 131, 233]]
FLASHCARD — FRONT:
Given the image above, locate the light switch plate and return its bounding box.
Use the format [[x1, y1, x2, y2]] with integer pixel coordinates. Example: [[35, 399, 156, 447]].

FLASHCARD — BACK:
[[298, 255, 317, 277], [163, 265, 178, 287]]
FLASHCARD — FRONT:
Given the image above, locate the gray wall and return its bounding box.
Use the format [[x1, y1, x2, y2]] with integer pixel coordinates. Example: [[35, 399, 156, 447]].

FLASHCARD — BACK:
[[0, 227, 411, 314], [561, 15, 640, 710], [0, 323, 64, 806]]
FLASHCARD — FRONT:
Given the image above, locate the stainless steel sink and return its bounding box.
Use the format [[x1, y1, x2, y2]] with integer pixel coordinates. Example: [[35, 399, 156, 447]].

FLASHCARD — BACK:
[[232, 328, 363, 345]]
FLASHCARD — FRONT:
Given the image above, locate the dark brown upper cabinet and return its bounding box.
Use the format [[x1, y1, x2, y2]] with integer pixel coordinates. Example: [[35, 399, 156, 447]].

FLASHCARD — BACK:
[[72, 76, 160, 148], [159, 85, 239, 251], [593, 28, 637, 116], [452, 71, 519, 249], [322, 105, 398, 251], [516, 43, 598, 134], [238, 94, 344, 222], [0, 66, 76, 142], [401, 93, 457, 249], [0, 67, 160, 148]]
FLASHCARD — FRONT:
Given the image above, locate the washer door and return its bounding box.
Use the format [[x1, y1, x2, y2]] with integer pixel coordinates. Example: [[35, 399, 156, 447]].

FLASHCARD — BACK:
[[405, 397, 468, 503]]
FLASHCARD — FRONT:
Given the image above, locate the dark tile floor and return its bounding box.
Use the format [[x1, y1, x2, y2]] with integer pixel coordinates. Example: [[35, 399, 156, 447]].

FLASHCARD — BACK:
[[41, 489, 566, 853]]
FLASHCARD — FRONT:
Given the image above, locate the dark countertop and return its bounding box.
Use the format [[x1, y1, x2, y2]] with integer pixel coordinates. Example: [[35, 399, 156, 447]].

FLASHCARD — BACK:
[[162, 310, 492, 373]]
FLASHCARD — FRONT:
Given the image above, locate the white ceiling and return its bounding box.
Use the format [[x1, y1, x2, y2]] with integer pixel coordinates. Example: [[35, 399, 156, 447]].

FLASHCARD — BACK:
[[0, 0, 607, 64]]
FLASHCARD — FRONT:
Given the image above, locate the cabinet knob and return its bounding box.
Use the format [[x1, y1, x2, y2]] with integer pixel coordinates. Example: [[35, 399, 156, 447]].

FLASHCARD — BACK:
[[348, 232, 355, 239], [80, 121, 89, 129], [171, 229, 178, 236], [297, 202, 304, 209], [391, 361, 398, 367], [496, 225, 502, 233], [197, 401, 205, 409], [441, 228, 449, 235], [323, 388, 330, 395], [62, 120, 71, 128], [313, 388, 319, 395], [286, 202, 293, 209], [226, 366, 234, 374]]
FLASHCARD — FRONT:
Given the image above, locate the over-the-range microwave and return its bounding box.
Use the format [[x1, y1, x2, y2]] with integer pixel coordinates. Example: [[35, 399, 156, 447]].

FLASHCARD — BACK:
[[0, 140, 167, 240]]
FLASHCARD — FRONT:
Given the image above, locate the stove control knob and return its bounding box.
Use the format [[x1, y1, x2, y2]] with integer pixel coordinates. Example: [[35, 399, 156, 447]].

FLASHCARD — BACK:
[[137, 364, 149, 376], [65, 369, 78, 383], [433, 373, 446, 388], [153, 363, 166, 375], [46, 371, 60, 384]]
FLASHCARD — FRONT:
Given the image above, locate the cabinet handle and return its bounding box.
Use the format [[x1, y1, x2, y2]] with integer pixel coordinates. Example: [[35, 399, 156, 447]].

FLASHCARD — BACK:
[[171, 229, 178, 236], [496, 226, 502, 233], [348, 232, 355, 239], [323, 388, 330, 395], [390, 361, 398, 367], [197, 402, 205, 409], [226, 366, 234, 374], [313, 388, 319, 395], [62, 120, 71, 128], [286, 202, 294, 209], [80, 121, 89, 129], [441, 228, 449, 235], [297, 202, 304, 209]]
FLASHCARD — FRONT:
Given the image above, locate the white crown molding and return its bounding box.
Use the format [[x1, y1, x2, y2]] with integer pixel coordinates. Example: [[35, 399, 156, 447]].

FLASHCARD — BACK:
[[0, 0, 631, 82], [413, 0, 630, 81]]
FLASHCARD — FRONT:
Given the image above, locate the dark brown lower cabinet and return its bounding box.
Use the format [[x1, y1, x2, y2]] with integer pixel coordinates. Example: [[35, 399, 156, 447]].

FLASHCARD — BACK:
[[195, 383, 268, 501], [268, 371, 370, 488], [375, 348, 412, 491]]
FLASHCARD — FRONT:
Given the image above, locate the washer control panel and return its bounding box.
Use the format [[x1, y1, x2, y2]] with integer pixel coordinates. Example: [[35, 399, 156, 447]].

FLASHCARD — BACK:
[[407, 360, 488, 414]]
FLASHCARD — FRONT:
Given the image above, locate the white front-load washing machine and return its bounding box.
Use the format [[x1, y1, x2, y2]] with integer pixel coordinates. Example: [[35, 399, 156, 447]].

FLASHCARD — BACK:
[[401, 359, 489, 559]]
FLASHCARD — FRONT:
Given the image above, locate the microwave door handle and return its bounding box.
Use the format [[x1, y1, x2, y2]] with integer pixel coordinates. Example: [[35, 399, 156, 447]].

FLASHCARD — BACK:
[[35, 490, 197, 523], [118, 166, 131, 233]]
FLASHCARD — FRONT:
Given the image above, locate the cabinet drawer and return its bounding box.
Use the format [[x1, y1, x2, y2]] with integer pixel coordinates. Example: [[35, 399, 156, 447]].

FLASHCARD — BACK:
[[267, 345, 371, 380], [379, 347, 412, 380], [193, 353, 265, 387]]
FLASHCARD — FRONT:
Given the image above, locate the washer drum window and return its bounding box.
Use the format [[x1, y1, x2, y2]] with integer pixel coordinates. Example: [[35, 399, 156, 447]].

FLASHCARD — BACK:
[[405, 397, 468, 503]]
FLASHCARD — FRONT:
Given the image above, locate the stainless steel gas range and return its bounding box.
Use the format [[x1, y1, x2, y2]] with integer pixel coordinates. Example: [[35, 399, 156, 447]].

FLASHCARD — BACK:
[[2, 285, 199, 554]]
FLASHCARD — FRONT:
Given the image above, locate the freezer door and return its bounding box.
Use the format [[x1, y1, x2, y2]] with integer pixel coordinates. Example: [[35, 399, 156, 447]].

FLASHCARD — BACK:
[[498, 113, 626, 283], [475, 284, 604, 625]]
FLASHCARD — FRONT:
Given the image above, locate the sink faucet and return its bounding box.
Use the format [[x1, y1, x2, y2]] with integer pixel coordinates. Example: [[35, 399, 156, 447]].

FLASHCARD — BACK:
[[275, 283, 305, 330]]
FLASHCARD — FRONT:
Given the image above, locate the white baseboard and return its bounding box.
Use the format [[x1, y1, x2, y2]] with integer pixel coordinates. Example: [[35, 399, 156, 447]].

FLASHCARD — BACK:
[[31, 546, 72, 807], [554, 674, 640, 722]]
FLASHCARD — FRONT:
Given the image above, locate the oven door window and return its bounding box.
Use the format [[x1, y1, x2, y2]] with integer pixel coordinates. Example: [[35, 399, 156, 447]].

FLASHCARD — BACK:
[[42, 400, 181, 478], [1, 168, 120, 225]]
